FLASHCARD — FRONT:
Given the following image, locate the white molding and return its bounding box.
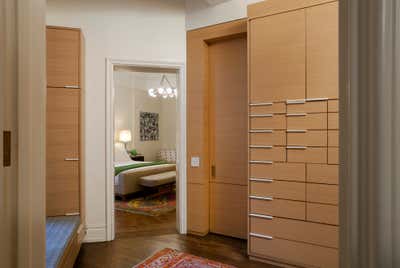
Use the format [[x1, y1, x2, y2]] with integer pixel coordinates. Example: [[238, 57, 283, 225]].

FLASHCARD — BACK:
[[105, 59, 187, 241], [83, 225, 107, 243]]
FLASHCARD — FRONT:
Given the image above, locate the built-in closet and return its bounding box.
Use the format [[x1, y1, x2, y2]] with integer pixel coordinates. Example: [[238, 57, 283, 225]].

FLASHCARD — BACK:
[[247, 1, 339, 267], [46, 26, 85, 268]]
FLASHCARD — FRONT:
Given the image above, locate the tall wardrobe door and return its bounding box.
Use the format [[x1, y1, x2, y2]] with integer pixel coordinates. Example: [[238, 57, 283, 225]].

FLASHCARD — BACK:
[[250, 9, 306, 102], [47, 28, 80, 88], [47, 87, 80, 216], [209, 36, 248, 239], [306, 2, 339, 98]]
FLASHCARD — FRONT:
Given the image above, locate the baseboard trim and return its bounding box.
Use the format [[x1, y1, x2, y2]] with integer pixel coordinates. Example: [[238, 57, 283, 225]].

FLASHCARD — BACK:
[[83, 226, 107, 243]]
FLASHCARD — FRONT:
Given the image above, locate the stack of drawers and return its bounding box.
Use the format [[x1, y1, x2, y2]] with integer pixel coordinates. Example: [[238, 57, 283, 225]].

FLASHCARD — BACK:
[[248, 98, 339, 268]]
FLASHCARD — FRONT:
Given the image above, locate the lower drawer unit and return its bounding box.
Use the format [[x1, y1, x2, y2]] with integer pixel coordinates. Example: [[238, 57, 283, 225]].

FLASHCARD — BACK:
[[250, 130, 286, 146], [250, 216, 338, 248], [307, 184, 338, 205], [250, 198, 305, 220], [287, 147, 327, 163], [250, 102, 286, 114], [250, 147, 286, 162], [307, 203, 339, 225], [286, 101, 327, 114], [250, 180, 305, 201], [249, 236, 338, 268], [287, 113, 327, 130], [250, 114, 286, 129], [250, 162, 306, 182], [287, 130, 327, 147], [307, 164, 339, 185]]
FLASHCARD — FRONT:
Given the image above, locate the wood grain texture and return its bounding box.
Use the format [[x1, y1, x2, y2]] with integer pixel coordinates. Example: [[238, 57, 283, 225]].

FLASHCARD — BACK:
[[328, 112, 339, 129], [287, 101, 327, 113], [250, 181, 306, 201], [250, 115, 286, 129], [250, 103, 286, 114], [187, 183, 209, 235], [250, 162, 306, 182], [287, 130, 327, 146], [307, 203, 339, 225], [287, 113, 327, 130], [250, 147, 286, 162], [307, 184, 338, 205], [47, 27, 80, 88], [250, 131, 286, 146], [306, 164, 339, 185], [250, 199, 306, 220], [287, 147, 328, 163], [328, 130, 339, 147]]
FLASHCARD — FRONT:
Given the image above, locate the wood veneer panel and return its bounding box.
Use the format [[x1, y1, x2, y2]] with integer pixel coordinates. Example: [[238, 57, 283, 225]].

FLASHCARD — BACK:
[[328, 147, 339, 164], [307, 203, 339, 225], [250, 103, 286, 114], [250, 199, 306, 220], [306, 2, 339, 98], [187, 183, 209, 235], [250, 131, 286, 146], [287, 113, 327, 130], [250, 162, 306, 182], [287, 147, 327, 163], [250, 147, 286, 162], [307, 184, 338, 205], [328, 112, 339, 129], [250, 181, 306, 201], [250, 115, 286, 129], [250, 9, 306, 102], [328, 99, 339, 112], [328, 130, 339, 147], [287, 130, 327, 146], [287, 101, 327, 113], [307, 164, 339, 184]]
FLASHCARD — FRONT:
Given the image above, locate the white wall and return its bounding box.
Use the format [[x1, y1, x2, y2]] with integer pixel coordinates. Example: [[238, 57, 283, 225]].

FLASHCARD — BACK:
[[185, 0, 264, 30], [46, 0, 185, 242]]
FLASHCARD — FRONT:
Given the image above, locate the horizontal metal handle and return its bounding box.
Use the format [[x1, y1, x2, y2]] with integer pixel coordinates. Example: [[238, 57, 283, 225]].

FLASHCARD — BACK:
[[250, 114, 273, 118], [306, 97, 328, 102], [250, 232, 273, 240], [249, 160, 273, 164], [249, 213, 273, 220], [64, 158, 79, 161], [286, 129, 307, 133], [250, 178, 273, 183], [64, 85, 79, 89], [286, 99, 305, 104], [286, 146, 307, 150], [250, 130, 273, 133], [286, 113, 307, 117], [65, 212, 80, 216], [249, 102, 273, 107], [249, 195, 273, 201], [250, 145, 273, 149]]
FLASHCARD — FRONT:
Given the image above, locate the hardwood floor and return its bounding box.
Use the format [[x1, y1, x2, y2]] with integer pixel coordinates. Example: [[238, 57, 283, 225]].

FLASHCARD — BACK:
[[74, 210, 276, 268]]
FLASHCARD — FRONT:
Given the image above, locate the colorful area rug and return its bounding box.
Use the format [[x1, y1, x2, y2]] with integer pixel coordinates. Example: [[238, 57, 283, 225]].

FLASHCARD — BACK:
[[134, 248, 237, 268], [115, 191, 176, 216]]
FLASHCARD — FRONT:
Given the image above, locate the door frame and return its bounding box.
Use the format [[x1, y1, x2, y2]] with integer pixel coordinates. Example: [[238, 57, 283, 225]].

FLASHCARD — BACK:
[[105, 59, 187, 240]]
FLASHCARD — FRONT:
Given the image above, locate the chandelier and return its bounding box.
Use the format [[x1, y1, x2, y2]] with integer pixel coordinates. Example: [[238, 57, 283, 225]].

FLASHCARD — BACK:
[[148, 74, 177, 99]]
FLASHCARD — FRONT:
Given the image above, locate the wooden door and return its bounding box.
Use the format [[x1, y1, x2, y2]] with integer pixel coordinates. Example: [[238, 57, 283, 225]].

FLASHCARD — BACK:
[[250, 9, 306, 102], [46, 87, 80, 216], [209, 36, 248, 239], [47, 27, 81, 88], [306, 2, 339, 98]]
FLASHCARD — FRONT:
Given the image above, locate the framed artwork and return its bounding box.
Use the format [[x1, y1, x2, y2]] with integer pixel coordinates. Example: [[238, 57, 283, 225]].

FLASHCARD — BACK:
[[140, 112, 159, 141]]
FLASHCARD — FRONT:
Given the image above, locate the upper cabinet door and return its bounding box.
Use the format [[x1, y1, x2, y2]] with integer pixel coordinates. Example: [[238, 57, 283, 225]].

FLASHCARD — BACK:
[[47, 27, 80, 88], [306, 2, 339, 99], [250, 9, 306, 102]]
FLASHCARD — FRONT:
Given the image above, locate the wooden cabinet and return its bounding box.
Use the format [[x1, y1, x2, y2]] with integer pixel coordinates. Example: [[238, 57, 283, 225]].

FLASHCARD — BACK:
[[248, 1, 339, 267], [46, 26, 84, 218]]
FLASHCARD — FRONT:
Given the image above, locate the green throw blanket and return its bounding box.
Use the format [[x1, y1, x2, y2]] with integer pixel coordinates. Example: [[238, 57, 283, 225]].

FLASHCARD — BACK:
[[114, 161, 168, 176]]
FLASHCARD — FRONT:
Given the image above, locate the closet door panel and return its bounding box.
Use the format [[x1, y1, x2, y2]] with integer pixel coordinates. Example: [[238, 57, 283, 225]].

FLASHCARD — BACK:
[[306, 2, 339, 98], [47, 27, 80, 88], [250, 9, 306, 102]]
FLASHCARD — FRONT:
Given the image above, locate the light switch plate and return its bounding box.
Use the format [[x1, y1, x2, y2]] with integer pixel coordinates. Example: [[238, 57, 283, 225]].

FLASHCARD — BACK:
[[191, 156, 200, 167]]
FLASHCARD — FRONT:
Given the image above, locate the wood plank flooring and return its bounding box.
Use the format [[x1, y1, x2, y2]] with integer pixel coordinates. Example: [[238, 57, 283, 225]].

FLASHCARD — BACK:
[[74, 210, 276, 268]]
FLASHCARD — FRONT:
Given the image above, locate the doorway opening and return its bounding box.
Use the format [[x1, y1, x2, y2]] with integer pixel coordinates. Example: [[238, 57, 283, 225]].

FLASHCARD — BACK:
[[106, 60, 186, 240]]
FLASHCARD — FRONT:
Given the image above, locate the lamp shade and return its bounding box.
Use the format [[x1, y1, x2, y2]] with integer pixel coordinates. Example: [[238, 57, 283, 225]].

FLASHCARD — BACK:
[[119, 130, 132, 143]]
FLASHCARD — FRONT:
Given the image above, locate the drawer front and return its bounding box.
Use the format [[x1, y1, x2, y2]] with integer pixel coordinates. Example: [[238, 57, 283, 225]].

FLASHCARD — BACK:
[[328, 100, 339, 112], [307, 164, 338, 185], [287, 101, 327, 113], [250, 216, 338, 248], [250, 181, 305, 201], [250, 131, 286, 146], [250, 162, 305, 182], [249, 237, 339, 268], [250, 147, 286, 162], [287, 130, 327, 146], [328, 130, 339, 147], [307, 203, 339, 225], [287, 147, 327, 163], [307, 184, 338, 205], [250, 114, 286, 129], [250, 103, 286, 114], [250, 198, 305, 220], [328, 112, 339, 129], [328, 147, 339, 164], [287, 113, 327, 129]]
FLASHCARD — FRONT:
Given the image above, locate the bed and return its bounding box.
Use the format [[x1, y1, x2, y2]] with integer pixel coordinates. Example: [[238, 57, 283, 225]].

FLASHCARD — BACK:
[[114, 144, 176, 197]]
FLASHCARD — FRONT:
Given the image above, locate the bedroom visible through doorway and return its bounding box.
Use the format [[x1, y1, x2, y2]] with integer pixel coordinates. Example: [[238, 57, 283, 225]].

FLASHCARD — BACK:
[[108, 62, 185, 239]]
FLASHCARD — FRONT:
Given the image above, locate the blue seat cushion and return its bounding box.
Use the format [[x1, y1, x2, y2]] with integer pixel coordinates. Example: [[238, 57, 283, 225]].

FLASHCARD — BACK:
[[46, 216, 80, 268]]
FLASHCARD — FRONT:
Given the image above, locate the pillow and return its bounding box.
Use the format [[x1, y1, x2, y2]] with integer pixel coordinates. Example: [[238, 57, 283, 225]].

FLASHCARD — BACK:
[[158, 149, 176, 163], [114, 143, 131, 163]]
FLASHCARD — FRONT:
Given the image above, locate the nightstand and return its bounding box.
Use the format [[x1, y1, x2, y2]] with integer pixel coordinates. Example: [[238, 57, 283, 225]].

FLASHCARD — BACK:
[[130, 155, 144, 161]]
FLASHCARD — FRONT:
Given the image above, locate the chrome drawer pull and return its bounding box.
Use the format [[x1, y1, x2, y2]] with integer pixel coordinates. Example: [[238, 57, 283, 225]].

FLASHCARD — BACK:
[[286, 129, 307, 133], [250, 213, 273, 220], [250, 129, 273, 133], [306, 97, 328, 102], [250, 145, 273, 149], [286, 113, 307, 117], [249, 195, 273, 201], [64, 85, 79, 89], [64, 158, 79, 161], [286, 99, 305, 104], [249, 160, 273, 164], [249, 102, 273, 106], [250, 114, 273, 118], [286, 146, 307, 150], [249, 178, 273, 183], [250, 232, 273, 240], [65, 212, 80, 216]]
